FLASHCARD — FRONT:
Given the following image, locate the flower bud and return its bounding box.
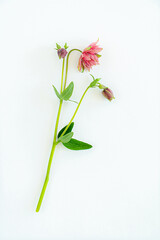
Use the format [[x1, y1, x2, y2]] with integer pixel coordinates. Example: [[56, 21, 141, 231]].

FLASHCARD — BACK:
[[102, 88, 115, 101], [57, 48, 67, 59]]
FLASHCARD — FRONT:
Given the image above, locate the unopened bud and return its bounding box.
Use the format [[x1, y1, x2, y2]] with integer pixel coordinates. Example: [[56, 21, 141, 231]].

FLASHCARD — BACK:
[[57, 48, 67, 59], [102, 88, 115, 101]]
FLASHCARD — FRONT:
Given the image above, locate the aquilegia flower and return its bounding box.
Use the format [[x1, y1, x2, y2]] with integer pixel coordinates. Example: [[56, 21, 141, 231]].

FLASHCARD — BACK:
[[78, 40, 103, 72]]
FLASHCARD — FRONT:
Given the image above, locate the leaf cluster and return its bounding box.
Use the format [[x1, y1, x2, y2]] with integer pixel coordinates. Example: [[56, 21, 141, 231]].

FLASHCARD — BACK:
[[89, 74, 101, 88], [57, 123, 92, 150], [53, 82, 74, 101], [55, 42, 69, 50]]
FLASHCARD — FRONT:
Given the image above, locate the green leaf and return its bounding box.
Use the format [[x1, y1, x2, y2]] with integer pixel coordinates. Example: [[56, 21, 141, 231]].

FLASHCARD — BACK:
[[63, 138, 92, 150], [58, 132, 73, 143], [64, 43, 69, 49], [52, 82, 74, 101], [52, 85, 62, 100], [58, 122, 74, 138], [61, 82, 74, 100], [56, 43, 61, 50]]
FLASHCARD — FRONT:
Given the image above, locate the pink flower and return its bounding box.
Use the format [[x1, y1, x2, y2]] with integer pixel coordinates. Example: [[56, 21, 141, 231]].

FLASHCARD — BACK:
[[78, 40, 103, 72]]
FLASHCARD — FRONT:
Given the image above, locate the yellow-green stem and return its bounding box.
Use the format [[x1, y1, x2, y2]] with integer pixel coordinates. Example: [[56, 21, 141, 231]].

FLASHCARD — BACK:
[[36, 58, 65, 212], [64, 49, 82, 90], [59, 86, 90, 138], [36, 48, 83, 212]]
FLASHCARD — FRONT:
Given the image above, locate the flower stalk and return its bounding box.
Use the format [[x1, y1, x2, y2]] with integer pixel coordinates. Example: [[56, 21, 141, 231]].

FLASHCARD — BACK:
[[59, 86, 90, 138], [64, 49, 82, 89], [36, 49, 84, 212], [36, 58, 65, 212], [36, 85, 90, 212]]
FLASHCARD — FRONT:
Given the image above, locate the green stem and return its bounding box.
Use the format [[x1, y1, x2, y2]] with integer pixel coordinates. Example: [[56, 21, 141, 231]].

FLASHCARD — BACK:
[[60, 59, 65, 93], [36, 59, 65, 212], [59, 86, 90, 138], [64, 49, 82, 90]]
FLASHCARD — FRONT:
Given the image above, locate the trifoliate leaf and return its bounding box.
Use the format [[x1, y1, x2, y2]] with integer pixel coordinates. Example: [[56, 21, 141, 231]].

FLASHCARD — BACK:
[[52, 82, 74, 101], [58, 122, 74, 138], [58, 132, 73, 143], [63, 138, 92, 150], [61, 82, 74, 101]]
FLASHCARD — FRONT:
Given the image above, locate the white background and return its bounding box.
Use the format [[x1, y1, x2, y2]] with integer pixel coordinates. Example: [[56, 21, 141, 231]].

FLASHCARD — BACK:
[[0, 0, 160, 239]]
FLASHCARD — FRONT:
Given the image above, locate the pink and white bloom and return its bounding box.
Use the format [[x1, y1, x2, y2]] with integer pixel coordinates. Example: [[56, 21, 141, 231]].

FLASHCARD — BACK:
[[78, 40, 103, 72]]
